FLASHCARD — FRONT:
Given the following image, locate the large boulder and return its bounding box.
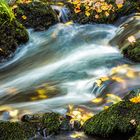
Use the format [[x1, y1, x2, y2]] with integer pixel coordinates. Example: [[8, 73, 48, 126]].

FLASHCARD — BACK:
[[14, 1, 59, 31], [66, 0, 139, 24]]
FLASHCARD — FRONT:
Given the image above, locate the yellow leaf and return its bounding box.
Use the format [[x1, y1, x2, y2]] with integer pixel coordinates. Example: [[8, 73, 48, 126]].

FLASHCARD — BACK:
[[100, 76, 109, 82], [130, 94, 140, 104], [91, 98, 103, 103], [96, 9, 102, 13], [37, 89, 46, 95], [105, 11, 109, 17], [126, 70, 135, 78], [65, 21, 73, 25], [22, 15, 27, 20], [95, 79, 102, 87], [74, 8, 81, 13], [70, 132, 85, 138], [38, 95, 48, 99], [106, 94, 122, 104], [31, 97, 38, 101], [73, 1, 79, 5], [117, 4, 123, 9], [104, 106, 109, 110], [101, 5, 108, 11], [85, 11, 90, 17], [112, 76, 125, 83]]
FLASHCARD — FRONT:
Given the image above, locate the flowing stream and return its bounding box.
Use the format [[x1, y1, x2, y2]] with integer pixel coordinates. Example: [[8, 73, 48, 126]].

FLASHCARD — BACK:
[[0, 16, 140, 121]]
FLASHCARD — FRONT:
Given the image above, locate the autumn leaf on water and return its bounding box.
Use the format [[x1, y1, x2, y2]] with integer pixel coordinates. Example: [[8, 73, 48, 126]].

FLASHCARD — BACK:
[[126, 70, 136, 78], [37, 89, 46, 95], [91, 97, 103, 103], [70, 132, 86, 138], [112, 76, 125, 83], [95, 79, 102, 87], [65, 21, 73, 25], [67, 105, 94, 126]]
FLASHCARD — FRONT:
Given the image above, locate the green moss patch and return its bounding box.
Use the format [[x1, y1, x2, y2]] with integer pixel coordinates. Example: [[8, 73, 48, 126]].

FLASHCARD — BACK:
[[0, 10, 29, 62], [0, 121, 36, 140], [83, 101, 140, 138], [14, 2, 58, 31], [121, 40, 140, 62]]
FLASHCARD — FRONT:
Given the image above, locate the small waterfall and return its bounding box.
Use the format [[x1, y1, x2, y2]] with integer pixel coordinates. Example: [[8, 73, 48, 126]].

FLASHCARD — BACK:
[[51, 5, 71, 23]]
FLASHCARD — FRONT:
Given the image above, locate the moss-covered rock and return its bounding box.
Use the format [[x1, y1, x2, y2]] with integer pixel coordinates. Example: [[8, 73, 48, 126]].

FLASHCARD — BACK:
[[121, 40, 140, 62], [41, 112, 62, 135], [66, 0, 139, 24], [83, 100, 140, 138], [110, 13, 140, 62], [0, 121, 36, 140], [0, 112, 69, 140], [0, 12, 29, 62], [14, 2, 58, 31]]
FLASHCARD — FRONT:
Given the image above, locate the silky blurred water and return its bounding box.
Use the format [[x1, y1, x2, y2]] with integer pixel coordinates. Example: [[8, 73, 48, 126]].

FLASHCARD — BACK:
[[0, 21, 139, 120]]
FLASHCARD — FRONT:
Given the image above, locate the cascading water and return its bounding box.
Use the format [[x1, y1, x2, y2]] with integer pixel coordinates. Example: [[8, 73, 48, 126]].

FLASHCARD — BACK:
[[0, 16, 139, 121], [51, 5, 70, 23]]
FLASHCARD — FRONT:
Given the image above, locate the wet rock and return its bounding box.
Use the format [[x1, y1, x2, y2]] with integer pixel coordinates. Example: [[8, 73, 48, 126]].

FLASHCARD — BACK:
[[0, 11, 29, 62], [121, 40, 140, 62], [110, 13, 140, 62], [14, 2, 58, 31], [66, 0, 139, 24], [83, 100, 140, 138]]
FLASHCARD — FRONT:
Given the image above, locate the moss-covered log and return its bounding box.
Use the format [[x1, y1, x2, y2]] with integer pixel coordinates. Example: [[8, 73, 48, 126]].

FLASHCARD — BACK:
[[83, 101, 140, 138], [14, 1, 58, 31]]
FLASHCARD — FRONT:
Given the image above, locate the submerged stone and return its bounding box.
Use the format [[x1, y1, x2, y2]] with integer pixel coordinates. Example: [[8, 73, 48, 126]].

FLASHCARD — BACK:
[[83, 100, 140, 138], [14, 2, 58, 31]]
